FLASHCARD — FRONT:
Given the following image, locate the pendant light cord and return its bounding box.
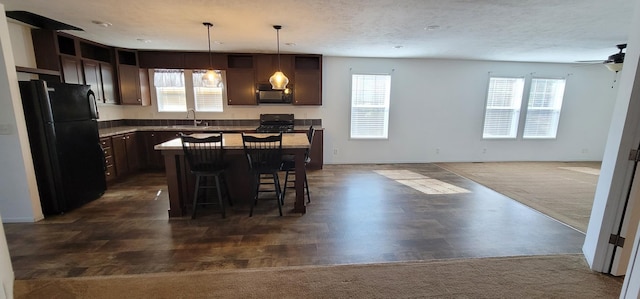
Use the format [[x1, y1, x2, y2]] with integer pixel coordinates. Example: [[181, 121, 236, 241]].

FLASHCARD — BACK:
[[204, 22, 213, 69], [275, 25, 282, 71]]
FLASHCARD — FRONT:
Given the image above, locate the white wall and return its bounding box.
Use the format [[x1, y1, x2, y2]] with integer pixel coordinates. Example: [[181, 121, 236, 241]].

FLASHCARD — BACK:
[[322, 57, 616, 163], [7, 20, 35, 68], [0, 7, 44, 223]]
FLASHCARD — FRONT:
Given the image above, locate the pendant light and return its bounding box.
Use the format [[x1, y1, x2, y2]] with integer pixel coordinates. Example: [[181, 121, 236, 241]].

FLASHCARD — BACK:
[[202, 22, 221, 87], [269, 25, 289, 90]]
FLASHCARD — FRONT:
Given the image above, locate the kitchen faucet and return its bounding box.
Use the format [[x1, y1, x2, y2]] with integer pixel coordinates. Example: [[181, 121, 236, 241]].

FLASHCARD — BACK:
[[186, 109, 200, 126]]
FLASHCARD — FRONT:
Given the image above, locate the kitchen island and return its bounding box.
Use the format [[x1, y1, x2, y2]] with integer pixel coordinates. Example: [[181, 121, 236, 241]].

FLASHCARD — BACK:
[[155, 133, 310, 218]]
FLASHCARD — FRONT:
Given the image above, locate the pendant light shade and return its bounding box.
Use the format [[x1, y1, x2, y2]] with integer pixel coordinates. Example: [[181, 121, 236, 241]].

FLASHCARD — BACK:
[[270, 25, 289, 90], [202, 22, 221, 87], [203, 69, 221, 84], [269, 71, 289, 90]]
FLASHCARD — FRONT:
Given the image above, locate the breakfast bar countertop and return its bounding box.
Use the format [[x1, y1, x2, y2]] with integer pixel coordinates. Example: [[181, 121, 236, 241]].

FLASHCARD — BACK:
[[154, 132, 311, 151]]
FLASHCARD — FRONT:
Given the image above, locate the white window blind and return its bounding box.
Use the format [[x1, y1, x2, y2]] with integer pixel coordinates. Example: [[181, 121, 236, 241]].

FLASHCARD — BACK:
[[192, 70, 224, 112], [523, 78, 566, 139], [154, 69, 186, 112], [350, 74, 391, 139], [482, 77, 525, 139]]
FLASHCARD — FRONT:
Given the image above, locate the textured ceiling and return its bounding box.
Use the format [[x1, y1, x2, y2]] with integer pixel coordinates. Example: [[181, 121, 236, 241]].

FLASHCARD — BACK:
[[1, 0, 636, 63]]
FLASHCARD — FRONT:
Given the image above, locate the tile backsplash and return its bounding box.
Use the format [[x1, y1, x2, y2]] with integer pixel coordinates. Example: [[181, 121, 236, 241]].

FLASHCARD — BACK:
[[98, 119, 322, 129]]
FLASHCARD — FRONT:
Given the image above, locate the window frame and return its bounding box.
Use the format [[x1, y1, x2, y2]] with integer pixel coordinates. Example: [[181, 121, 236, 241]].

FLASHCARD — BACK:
[[192, 70, 225, 112], [349, 73, 392, 140], [154, 69, 187, 112], [481, 75, 567, 140], [152, 69, 226, 113], [482, 76, 526, 139], [522, 77, 566, 139]]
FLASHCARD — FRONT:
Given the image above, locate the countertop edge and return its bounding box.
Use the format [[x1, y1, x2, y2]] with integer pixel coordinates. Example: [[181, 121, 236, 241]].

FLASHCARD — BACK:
[[99, 125, 323, 138]]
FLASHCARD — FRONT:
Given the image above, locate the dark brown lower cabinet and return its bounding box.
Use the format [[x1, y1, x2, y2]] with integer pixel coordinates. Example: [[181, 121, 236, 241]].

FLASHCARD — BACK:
[[100, 137, 116, 183], [111, 134, 128, 177], [111, 132, 140, 178], [125, 133, 140, 172], [108, 130, 321, 184], [139, 131, 165, 170], [139, 131, 193, 171], [307, 130, 323, 170]]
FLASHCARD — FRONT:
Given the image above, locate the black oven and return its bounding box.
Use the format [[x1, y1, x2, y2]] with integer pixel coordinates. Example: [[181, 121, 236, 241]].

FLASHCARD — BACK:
[[256, 114, 295, 133]]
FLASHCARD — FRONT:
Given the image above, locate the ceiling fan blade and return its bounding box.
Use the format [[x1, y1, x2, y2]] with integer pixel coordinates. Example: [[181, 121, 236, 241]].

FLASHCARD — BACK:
[[575, 60, 605, 63]]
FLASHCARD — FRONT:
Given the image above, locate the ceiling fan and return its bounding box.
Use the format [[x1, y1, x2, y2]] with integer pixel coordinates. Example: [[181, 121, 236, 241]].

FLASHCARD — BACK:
[[578, 44, 627, 72]]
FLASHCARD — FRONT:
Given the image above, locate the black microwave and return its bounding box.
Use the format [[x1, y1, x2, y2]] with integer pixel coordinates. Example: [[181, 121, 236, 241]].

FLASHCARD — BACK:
[[256, 83, 293, 104]]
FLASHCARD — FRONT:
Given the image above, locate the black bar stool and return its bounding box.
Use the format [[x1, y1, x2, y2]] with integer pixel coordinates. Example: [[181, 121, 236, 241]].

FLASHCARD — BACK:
[[281, 126, 314, 203], [242, 133, 284, 216], [180, 133, 231, 219]]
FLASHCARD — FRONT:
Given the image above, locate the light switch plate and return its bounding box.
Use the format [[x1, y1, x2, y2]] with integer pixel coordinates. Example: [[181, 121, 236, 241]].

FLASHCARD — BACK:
[[0, 123, 13, 135]]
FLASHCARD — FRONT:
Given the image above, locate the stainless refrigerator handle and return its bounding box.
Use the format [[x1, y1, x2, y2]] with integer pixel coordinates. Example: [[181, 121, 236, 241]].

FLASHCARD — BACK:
[[88, 90, 99, 119]]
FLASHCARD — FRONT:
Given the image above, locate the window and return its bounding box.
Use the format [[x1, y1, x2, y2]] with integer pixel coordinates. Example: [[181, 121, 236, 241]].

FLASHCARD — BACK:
[[482, 77, 525, 139], [482, 76, 567, 139], [523, 78, 566, 139], [350, 74, 391, 139], [154, 69, 186, 112], [152, 69, 226, 113], [192, 70, 224, 112]]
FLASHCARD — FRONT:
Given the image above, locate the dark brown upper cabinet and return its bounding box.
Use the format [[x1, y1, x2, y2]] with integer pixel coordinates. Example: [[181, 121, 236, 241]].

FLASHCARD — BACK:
[[184, 52, 227, 70], [30, 29, 322, 106], [226, 55, 256, 105], [31, 29, 121, 103], [254, 54, 294, 85], [82, 60, 103, 101], [293, 55, 322, 105], [60, 55, 83, 84], [138, 51, 228, 70], [100, 64, 117, 104], [116, 49, 148, 106]]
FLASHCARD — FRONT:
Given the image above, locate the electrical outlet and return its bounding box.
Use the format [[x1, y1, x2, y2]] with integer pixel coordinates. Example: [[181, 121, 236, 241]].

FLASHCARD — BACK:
[[482, 148, 487, 154], [436, 148, 440, 154], [333, 148, 339, 155]]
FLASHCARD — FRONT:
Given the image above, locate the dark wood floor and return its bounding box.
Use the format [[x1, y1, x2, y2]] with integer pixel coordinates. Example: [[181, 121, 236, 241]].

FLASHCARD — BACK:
[[5, 164, 585, 279]]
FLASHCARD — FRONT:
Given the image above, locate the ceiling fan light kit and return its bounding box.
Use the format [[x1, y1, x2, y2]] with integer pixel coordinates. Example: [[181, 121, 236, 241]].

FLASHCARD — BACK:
[[605, 62, 623, 72], [604, 43, 626, 72]]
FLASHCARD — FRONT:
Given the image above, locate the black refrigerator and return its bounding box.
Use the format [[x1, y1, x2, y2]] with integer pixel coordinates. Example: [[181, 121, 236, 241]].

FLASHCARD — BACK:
[[19, 80, 106, 215]]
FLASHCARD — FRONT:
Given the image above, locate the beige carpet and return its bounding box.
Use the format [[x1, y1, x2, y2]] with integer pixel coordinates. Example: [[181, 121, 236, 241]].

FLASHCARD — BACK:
[[437, 162, 601, 233], [15, 254, 622, 298]]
